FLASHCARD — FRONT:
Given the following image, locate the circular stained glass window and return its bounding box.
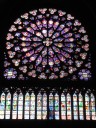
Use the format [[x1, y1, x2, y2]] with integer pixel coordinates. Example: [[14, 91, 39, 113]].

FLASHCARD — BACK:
[[5, 8, 90, 80]]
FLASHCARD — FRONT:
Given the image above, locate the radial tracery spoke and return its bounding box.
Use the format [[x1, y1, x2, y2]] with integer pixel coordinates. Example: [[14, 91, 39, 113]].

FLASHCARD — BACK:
[[51, 46, 67, 67], [34, 23, 46, 38], [34, 46, 45, 62], [53, 43, 73, 56]]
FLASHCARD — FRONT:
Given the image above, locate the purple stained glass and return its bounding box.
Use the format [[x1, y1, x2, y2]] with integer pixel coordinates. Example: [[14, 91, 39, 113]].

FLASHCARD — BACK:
[[4, 8, 91, 80]]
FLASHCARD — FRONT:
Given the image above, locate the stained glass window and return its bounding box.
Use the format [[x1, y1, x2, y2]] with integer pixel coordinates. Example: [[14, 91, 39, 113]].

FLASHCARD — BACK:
[[0, 93, 5, 119], [30, 92, 35, 119], [4, 8, 91, 80], [37, 93, 42, 119], [49, 93, 54, 119], [24, 92, 30, 119], [55, 93, 59, 119], [42, 93, 47, 119], [18, 93, 23, 119], [5, 93, 11, 119], [0, 89, 96, 120], [79, 93, 84, 120], [12, 93, 18, 119], [61, 93, 66, 120], [67, 93, 71, 120], [90, 93, 96, 120], [73, 93, 78, 120], [37, 93, 47, 119], [85, 93, 90, 120]]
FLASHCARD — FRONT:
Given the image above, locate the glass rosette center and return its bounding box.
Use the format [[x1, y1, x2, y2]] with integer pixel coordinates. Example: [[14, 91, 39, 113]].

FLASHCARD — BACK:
[[43, 38, 52, 47]]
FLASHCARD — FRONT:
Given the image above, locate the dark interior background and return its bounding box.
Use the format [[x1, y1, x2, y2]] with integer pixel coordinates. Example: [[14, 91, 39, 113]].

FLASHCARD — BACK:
[[0, 0, 96, 127]]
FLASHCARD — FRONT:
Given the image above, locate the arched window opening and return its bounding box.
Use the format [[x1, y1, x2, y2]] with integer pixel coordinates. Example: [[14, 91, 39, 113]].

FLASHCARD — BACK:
[[54, 93, 59, 120], [42, 93, 47, 119], [79, 93, 84, 120], [12, 93, 18, 119], [37, 93, 42, 119], [0, 93, 5, 119], [49, 93, 59, 120], [67, 93, 71, 120], [73, 93, 78, 120], [24, 92, 30, 119], [37, 92, 47, 120], [85, 93, 90, 120], [18, 93, 23, 119], [5, 92, 11, 119], [61, 93, 66, 120], [90, 93, 96, 120], [49, 93, 54, 120], [30, 92, 35, 119]]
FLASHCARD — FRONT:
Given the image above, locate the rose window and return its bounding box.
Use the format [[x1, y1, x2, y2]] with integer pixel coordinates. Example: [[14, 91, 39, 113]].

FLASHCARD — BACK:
[[4, 8, 91, 80]]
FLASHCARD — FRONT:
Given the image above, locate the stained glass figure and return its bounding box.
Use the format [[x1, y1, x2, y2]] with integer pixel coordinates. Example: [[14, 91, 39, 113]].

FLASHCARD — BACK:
[[4, 8, 91, 80], [12, 93, 18, 119], [0, 93, 5, 119], [79, 93, 84, 120]]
